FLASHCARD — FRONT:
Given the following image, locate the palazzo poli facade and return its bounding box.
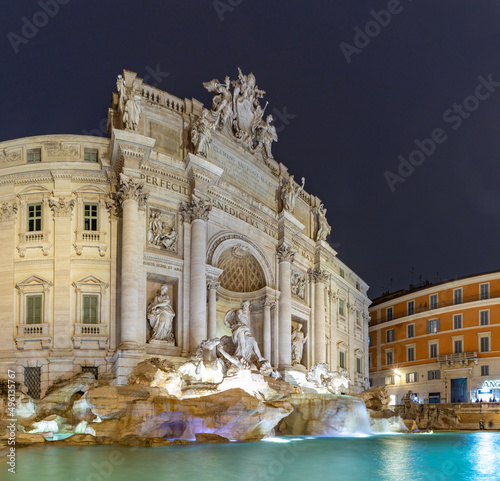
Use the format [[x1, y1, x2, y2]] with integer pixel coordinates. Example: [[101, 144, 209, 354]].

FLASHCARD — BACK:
[[0, 69, 370, 398]]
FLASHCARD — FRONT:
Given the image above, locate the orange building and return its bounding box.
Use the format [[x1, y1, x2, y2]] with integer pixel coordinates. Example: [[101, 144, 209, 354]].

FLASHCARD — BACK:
[[369, 271, 500, 404]]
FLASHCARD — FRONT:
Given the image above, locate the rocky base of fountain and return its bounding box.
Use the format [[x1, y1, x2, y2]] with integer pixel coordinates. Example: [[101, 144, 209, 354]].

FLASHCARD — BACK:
[[0, 360, 409, 447]]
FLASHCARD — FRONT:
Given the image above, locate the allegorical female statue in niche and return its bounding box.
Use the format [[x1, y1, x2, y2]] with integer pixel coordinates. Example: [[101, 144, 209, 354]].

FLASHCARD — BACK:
[[147, 284, 175, 344], [291, 324, 308, 365]]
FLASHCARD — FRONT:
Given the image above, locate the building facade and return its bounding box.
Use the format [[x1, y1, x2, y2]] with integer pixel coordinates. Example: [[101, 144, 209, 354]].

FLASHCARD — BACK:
[[0, 69, 370, 398], [369, 271, 500, 404]]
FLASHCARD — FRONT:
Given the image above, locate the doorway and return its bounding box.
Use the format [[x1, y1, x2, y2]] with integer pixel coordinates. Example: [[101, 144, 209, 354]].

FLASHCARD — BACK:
[[451, 378, 467, 403]]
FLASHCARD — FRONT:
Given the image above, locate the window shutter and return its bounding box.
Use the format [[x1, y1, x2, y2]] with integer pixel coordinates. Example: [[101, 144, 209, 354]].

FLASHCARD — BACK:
[[436, 319, 440, 332], [427, 320, 431, 334]]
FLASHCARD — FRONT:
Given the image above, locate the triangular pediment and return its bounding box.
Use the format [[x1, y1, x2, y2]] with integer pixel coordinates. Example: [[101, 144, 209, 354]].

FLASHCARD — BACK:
[[72, 275, 108, 289], [16, 275, 52, 289]]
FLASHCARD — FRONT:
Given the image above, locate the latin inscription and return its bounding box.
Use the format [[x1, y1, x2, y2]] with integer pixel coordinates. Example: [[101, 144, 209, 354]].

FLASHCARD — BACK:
[[140, 173, 189, 195], [208, 144, 277, 209], [211, 199, 278, 239]]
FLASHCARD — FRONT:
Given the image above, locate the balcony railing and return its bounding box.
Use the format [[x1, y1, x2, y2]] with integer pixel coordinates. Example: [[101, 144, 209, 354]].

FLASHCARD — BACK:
[[72, 323, 108, 349], [438, 352, 477, 363], [376, 292, 499, 324], [15, 323, 51, 349]]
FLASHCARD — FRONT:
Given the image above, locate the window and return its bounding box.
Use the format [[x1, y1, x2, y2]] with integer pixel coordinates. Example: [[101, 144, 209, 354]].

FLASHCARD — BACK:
[[386, 307, 393, 321], [338, 299, 345, 317], [386, 351, 393, 365], [429, 343, 438, 358], [27, 148, 41, 163], [480, 310, 489, 326], [407, 324, 415, 338], [385, 375, 395, 385], [339, 351, 346, 369], [454, 339, 463, 354], [368, 336, 371, 347], [386, 329, 395, 343], [454, 288, 462, 305], [24, 367, 41, 399], [407, 301, 415, 316], [406, 372, 417, 383], [481, 365, 489, 376], [369, 378, 373, 387], [427, 318, 440, 334], [83, 203, 99, 231], [428, 370, 441, 380], [82, 295, 99, 324], [356, 281, 360, 291], [27, 203, 42, 232], [407, 347, 415, 362], [339, 268, 344, 278], [356, 310, 361, 327], [480, 336, 490, 353], [369, 353, 372, 368], [453, 314, 462, 330], [26, 295, 42, 324], [84, 148, 98, 162], [356, 357, 362, 374], [480, 284, 489, 300], [430, 294, 438, 310]]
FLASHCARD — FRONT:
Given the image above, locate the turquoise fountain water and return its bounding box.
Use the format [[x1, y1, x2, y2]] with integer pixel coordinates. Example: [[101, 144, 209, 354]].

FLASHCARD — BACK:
[[4, 432, 500, 481]]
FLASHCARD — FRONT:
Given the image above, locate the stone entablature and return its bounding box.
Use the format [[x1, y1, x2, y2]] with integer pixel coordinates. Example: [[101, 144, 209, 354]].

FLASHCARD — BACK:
[[0, 70, 370, 397]]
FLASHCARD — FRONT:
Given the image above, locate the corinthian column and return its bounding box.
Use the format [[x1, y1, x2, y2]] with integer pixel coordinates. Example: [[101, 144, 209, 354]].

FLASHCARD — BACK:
[[263, 297, 274, 361], [207, 279, 220, 339], [310, 268, 329, 365], [277, 243, 295, 370], [181, 196, 212, 350], [116, 174, 148, 349]]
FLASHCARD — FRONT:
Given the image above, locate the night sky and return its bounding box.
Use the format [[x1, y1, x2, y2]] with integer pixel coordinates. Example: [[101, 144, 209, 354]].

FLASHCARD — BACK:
[[1, 1, 499, 299]]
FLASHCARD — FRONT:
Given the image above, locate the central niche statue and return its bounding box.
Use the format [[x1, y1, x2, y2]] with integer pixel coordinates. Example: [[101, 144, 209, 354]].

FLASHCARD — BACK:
[[291, 324, 308, 365], [146, 284, 175, 344], [223, 301, 266, 370]]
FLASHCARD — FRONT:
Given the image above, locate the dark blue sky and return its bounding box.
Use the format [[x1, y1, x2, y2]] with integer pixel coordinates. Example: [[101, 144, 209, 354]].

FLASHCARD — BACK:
[[1, 0, 500, 298]]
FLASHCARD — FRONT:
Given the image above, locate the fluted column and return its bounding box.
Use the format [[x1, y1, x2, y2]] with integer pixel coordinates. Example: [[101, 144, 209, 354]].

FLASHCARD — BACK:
[[263, 297, 273, 361], [181, 197, 212, 350], [116, 174, 148, 349], [207, 279, 220, 339], [310, 268, 328, 365], [277, 244, 295, 369]]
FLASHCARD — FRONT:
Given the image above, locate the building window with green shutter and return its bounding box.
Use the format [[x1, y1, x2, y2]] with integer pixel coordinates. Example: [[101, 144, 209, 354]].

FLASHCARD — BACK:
[[82, 295, 99, 324], [26, 295, 42, 324], [27, 203, 42, 232], [84, 148, 98, 162], [356, 357, 362, 374], [83, 203, 98, 231], [339, 351, 345, 369], [339, 299, 345, 317]]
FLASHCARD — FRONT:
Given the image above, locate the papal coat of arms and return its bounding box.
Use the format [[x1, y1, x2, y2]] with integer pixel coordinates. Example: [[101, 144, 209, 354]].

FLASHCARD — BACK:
[[191, 68, 277, 163]]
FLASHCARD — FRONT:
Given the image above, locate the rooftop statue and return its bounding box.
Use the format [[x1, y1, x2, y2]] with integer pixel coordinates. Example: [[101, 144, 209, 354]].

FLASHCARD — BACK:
[[281, 175, 305, 213], [116, 74, 143, 131], [316, 203, 331, 242], [191, 109, 214, 158]]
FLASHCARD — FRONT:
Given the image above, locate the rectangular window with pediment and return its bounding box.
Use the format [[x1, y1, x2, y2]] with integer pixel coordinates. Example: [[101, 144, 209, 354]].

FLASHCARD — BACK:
[[27, 203, 42, 232], [339, 299, 345, 317], [339, 351, 346, 369], [82, 295, 99, 324], [83, 203, 99, 231], [26, 295, 42, 324]]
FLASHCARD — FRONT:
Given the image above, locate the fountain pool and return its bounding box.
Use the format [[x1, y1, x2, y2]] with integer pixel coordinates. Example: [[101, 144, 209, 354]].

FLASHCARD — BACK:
[[3, 432, 500, 481]]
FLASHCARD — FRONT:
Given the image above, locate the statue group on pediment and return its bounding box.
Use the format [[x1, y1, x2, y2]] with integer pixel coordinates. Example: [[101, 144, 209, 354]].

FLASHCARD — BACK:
[[197, 68, 278, 162]]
